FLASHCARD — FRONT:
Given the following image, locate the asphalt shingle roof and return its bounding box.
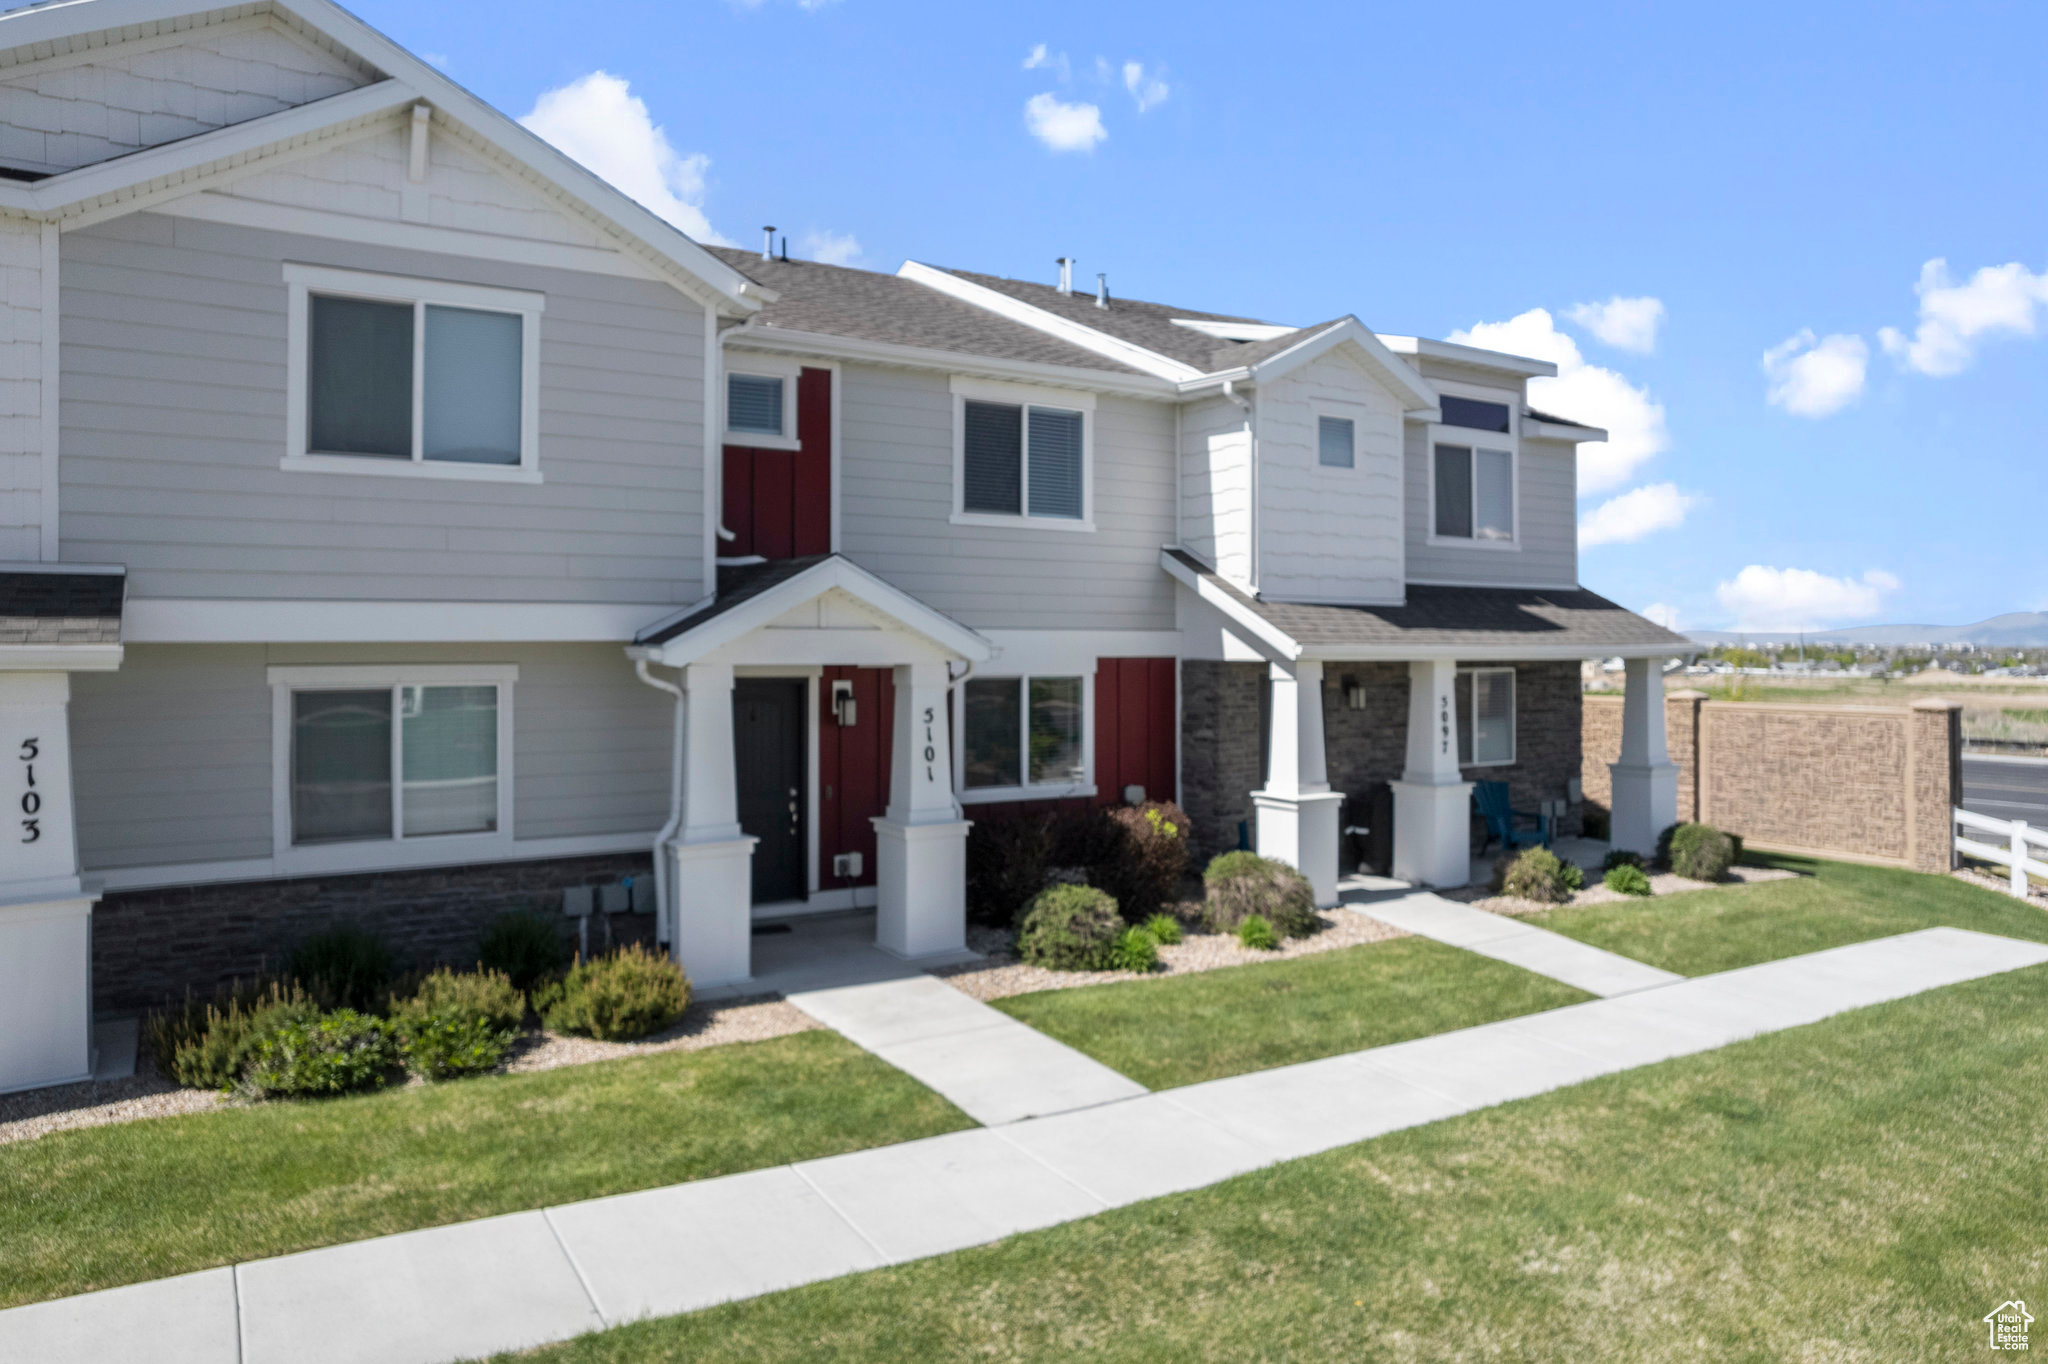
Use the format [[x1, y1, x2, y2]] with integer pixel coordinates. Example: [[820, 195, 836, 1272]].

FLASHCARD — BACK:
[[0, 567, 124, 645], [635, 554, 833, 646]]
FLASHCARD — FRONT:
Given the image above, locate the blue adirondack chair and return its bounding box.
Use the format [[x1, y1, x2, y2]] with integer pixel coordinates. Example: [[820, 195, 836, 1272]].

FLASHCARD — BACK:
[[1473, 780, 1548, 855]]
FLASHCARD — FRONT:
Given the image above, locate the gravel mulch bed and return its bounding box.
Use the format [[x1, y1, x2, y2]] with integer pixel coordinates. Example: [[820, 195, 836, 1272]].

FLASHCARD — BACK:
[[0, 1059, 223, 1147], [933, 904, 1406, 1003], [1442, 862, 1799, 917], [504, 995, 819, 1073], [1954, 866, 2047, 905]]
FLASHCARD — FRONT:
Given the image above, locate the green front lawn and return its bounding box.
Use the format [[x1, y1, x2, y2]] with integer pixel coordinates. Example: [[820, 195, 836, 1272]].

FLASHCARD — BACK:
[[1527, 852, 2048, 976], [993, 936, 1589, 1089], [0, 1031, 969, 1309], [493, 956, 2048, 1363]]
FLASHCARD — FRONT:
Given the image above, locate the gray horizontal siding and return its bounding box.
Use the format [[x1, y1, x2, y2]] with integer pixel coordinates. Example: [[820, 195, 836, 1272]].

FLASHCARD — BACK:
[[1403, 426, 1579, 588], [837, 363, 1176, 631], [70, 642, 672, 872], [60, 212, 707, 605]]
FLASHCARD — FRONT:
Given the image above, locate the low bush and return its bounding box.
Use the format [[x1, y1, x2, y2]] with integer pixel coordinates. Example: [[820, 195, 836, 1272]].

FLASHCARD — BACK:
[[1561, 861, 1586, 893], [965, 814, 1056, 927], [1140, 913, 1183, 946], [1600, 849, 1646, 873], [1107, 926, 1160, 972], [1500, 848, 1577, 904], [147, 981, 319, 1091], [242, 1009, 396, 1098], [476, 910, 571, 992], [1094, 802, 1192, 924], [289, 925, 396, 1013], [398, 1012, 512, 1081], [389, 966, 525, 1034], [1201, 851, 1319, 938], [1668, 823, 1737, 881], [1237, 915, 1279, 951], [539, 944, 691, 1041], [1604, 863, 1654, 897], [1016, 883, 1124, 971]]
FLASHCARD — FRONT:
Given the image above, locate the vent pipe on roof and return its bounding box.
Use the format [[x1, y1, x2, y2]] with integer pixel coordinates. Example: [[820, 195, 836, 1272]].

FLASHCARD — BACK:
[[1056, 257, 1074, 294], [761, 225, 776, 261], [1095, 272, 1109, 309]]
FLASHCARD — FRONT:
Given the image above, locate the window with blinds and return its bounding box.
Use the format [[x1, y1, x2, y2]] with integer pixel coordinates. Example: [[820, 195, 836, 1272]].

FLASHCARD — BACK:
[[1318, 415, 1355, 468], [961, 399, 1084, 520], [1027, 407, 1083, 517], [727, 374, 786, 436], [963, 400, 1023, 514]]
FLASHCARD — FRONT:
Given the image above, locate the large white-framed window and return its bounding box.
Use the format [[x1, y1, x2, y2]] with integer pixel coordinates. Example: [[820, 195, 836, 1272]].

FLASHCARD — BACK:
[[949, 375, 1096, 532], [283, 264, 544, 484], [956, 671, 1094, 803], [1427, 385, 1518, 547], [723, 353, 802, 451], [268, 664, 516, 873], [1456, 666, 1516, 766]]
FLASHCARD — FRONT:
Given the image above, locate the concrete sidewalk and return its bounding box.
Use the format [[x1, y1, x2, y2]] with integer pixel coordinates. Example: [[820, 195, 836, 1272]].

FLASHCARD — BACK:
[[8, 927, 2044, 1364], [1346, 885, 1684, 996]]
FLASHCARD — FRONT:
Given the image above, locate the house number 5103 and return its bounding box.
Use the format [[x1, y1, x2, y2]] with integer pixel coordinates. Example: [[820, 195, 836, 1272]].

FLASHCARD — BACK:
[[18, 737, 41, 843], [922, 707, 936, 782]]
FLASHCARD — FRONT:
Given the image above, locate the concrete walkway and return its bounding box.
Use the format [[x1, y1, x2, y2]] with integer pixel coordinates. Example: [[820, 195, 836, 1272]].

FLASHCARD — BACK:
[[1345, 883, 1684, 996], [7, 926, 2044, 1364]]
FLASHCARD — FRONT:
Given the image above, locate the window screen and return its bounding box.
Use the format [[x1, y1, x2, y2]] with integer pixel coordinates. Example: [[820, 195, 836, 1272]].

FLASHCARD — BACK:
[[1026, 407, 1084, 518], [308, 296, 412, 458], [1472, 669, 1514, 764], [1028, 676, 1084, 783], [1434, 445, 1473, 538], [962, 677, 1022, 788], [292, 690, 393, 844], [400, 685, 499, 836], [423, 306, 522, 465], [962, 400, 1023, 515], [1318, 415, 1355, 468], [727, 374, 785, 435], [1439, 395, 1512, 433], [1474, 448, 1513, 541]]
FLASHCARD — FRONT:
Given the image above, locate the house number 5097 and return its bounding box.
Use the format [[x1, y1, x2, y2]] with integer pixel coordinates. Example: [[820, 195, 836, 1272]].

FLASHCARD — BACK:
[[18, 737, 40, 843]]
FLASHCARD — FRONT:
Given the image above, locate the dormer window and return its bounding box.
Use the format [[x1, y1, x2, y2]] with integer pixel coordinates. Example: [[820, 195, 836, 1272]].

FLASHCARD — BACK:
[[1317, 415, 1356, 468]]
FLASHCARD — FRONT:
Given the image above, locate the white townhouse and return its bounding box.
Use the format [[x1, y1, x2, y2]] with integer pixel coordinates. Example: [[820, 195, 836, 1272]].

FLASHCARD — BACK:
[[0, 0, 1687, 1093]]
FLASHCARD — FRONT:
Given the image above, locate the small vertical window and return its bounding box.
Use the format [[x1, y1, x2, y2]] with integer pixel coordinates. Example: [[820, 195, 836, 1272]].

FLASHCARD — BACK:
[[309, 296, 412, 459], [1456, 668, 1515, 766], [423, 307, 523, 465], [1317, 415, 1355, 468], [727, 374, 786, 436], [963, 677, 1023, 788], [1474, 448, 1514, 541], [1027, 407, 1084, 517], [962, 400, 1023, 515], [1434, 444, 1473, 538], [1028, 676, 1084, 782]]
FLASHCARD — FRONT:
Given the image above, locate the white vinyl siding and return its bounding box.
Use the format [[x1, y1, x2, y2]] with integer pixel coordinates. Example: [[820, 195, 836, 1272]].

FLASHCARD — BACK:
[[1254, 348, 1404, 603]]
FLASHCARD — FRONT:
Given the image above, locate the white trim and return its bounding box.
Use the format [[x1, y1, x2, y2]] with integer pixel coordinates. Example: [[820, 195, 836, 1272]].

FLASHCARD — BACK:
[[1380, 333, 1559, 379], [1223, 318, 1442, 414], [89, 829, 656, 894], [0, 644, 122, 671], [1524, 416, 1606, 442], [899, 261, 1204, 381], [124, 598, 665, 643], [722, 325, 1177, 398], [1159, 549, 1302, 660], [278, 454, 542, 484], [36, 221, 57, 562], [265, 663, 519, 687], [722, 353, 802, 450], [949, 375, 1096, 531], [1170, 318, 1299, 341], [1301, 642, 1683, 663], [1404, 576, 1584, 591], [1459, 665, 1516, 767], [702, 307, 720, 593], [980, 629, 1181, 675], [953, 669, 1095, 803]]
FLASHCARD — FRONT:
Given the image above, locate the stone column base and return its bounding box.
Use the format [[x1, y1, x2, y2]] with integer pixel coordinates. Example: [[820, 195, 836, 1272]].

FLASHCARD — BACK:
[[1390, 779, 1476, 888], [668, 836, 757, 989], [0, 896, 94, 1095], [1251, 791, 1346, 906], [1608, 761, 1679, 856], [872, 818, 970, 960]]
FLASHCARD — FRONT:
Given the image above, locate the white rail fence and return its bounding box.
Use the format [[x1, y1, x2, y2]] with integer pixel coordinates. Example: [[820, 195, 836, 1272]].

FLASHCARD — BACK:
[[1954, 807, 2048, 898]]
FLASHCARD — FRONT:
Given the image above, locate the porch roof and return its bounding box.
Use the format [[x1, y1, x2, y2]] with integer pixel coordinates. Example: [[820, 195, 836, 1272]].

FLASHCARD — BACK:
[[0, 565, 124, 645]]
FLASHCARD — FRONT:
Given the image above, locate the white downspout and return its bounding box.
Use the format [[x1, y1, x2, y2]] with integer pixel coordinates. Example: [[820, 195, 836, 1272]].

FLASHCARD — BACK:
[[634, 656, 686, 950]]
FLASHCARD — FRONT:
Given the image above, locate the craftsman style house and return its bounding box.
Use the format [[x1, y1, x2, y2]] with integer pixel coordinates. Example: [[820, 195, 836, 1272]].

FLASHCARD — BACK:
[[0, 0, 1686, 1091]]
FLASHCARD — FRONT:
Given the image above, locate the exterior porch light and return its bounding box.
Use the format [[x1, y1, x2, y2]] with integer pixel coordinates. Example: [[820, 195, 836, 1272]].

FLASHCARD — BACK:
[[1343, 677, 1369, 710], [831, 679, 857, 726]]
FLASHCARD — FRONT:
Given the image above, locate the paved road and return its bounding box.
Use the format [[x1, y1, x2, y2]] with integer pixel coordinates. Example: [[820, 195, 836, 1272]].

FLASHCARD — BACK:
[[1963, 755, 2048, 825]]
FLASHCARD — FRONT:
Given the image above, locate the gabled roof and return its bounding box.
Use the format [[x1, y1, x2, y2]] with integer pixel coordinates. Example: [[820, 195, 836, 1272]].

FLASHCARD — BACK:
[[0, 0, 763, 312], [0, 563, 124, 644]]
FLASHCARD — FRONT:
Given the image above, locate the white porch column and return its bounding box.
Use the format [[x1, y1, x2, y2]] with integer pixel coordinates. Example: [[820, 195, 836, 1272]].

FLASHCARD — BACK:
[[872, 660, 969, 960], [1252, 660, 1343, 905], [1390, 657, 1474, 888], [1608, 656, 1678, 856], [668, 662, 754, 988], [0, 671, 94, 1094]]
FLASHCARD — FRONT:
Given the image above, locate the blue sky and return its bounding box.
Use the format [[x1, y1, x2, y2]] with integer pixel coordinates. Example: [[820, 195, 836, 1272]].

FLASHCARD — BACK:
[[353, 0, 2045, 632]]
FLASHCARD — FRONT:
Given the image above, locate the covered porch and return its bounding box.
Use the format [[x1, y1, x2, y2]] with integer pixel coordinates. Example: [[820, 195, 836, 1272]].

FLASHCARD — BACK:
[[627, 555, 993, 990]]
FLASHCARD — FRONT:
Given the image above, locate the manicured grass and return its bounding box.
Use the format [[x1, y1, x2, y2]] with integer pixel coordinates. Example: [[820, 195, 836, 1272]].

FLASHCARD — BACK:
[[493, 959, 2048, 1363], [0, 1031, 968, 1309], [1526, 852, 2048, 976], [993, 936, 1590, 1088]]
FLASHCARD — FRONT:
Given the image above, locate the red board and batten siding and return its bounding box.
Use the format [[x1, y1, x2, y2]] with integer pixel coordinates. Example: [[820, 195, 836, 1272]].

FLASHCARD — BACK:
[[970, 658, 1179, 824], [722, 366, 831, 559], [817, 666, 894, 890]]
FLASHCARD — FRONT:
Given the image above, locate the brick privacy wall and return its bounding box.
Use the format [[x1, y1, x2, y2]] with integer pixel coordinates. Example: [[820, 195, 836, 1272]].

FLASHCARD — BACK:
[[94, 852, 654, 1011], [1910, 701, 1964, 873], [1581, 691, 1705, 823], [1179, 660, 1264, 859]]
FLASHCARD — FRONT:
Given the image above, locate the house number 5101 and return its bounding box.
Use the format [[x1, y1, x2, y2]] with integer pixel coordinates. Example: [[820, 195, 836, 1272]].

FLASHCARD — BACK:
[[18, 737, 41, 843], [922, 707, 936, 782]]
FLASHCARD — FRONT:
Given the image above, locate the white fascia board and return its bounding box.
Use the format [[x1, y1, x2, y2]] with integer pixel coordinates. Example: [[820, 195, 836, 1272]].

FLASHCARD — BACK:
[[0, 644, 123, 671], [1243, 318, 1442, 413], [123, 598, 666, 643], [725, 326, 1179, 399], [1159, 549, 1301, 661], [1300, 642, 1687, 663], [1170, 318, 1298, 341], [1379, 334, 1559, 379], [897, 261, 1204, 382], [1524, 417, 1608, 442], [644, 558, 993, 668]]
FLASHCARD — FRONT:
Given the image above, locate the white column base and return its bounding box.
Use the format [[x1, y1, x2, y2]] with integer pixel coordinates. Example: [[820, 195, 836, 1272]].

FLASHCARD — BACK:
[[1608, 761, 1680, 857], [0, 896, 94, 1095], [1251, 790, 1345, 906], [872, 818, 969, 960], [1390, 779, 1476, 888], [668, 836, 757, 989]]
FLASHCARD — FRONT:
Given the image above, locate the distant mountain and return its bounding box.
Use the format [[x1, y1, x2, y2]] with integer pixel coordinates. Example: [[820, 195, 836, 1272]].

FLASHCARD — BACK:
[[1686, 611, 2048, 647]]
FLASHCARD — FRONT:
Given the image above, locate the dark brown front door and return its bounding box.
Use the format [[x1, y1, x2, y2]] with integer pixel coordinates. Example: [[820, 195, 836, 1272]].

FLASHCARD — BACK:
[[734, 678, 806, 904]]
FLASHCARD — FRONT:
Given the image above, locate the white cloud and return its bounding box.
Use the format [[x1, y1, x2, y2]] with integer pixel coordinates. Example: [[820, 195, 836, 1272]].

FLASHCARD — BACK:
[[1448, 308, 1668, 496], [1714, 566, 1901, 632], [1564, 296, 1664, 354], [1022, 43, 1068, 78], [1122, 60, 1170, 112], [1877, 257, 2048, 377], [800, 229, 861, 266], [1761, 329, 1868, 417], [520, 72, 726, 244], [1578, 482, 1697, 548], [1641, 602, 1682, 631], [1024, 92, 1106, 152]]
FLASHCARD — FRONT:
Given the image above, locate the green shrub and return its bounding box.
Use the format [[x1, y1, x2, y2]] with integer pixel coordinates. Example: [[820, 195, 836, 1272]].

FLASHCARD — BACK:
[[1604, 863, 1654, 896], [1561, 861, 1586, 892], [1237, 915, 1279, 951], [1600, 849, 1646, 873], [147, 981, 319, 1091], [476, 911, 571, 992], [389, 966, 525, 1033], [539, 944, 691, 1041], [242, 1009, 396, 1098], [398, 1012, 512, 1081], [289, 925, 396, 1012], [1093, 801, 1192, 923], [965, 813, 1056, 927], [1016, 883, 1124, 971], [1668, 823, 1737, 881], [1655, 823, 1682, 868], [1500, 848, 1576, 904], [1201, 851, 1319, 938], [1107, 926, 1160, 972], [1140, 913, 1183, 946]]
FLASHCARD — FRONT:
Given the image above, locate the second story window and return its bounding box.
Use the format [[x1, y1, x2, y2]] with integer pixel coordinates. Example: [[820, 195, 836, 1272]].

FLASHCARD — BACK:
[[1434, 443, 1515, 542], [1317, 414, 1356, 468], [951, 377, 1095, 530], [723, 359, 802, 448], [285, 265, 542, 483]]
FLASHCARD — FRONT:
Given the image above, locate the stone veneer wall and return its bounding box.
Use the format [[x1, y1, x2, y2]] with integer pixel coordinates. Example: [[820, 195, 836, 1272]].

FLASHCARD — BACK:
[[94, 851, 654, 1011], [1178, 660, 1264, 860]]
